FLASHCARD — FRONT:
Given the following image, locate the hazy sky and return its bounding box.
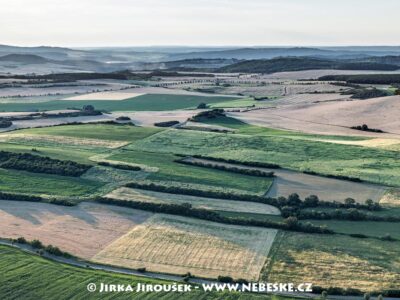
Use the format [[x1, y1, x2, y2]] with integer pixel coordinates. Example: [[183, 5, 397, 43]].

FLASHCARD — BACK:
[[1, 0, 399, 47]]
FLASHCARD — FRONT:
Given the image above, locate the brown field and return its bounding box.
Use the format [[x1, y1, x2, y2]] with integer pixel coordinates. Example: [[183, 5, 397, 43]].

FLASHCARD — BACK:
[[0, 201, 152, 258], [106, 187, 281, 215], [92, 214, 278, 280], [229, 95, 400, 137]]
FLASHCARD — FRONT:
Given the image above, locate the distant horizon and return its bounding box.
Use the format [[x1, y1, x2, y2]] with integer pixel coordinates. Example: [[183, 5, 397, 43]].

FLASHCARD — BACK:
[[3, 44, 400, 50], [1, 0, 399, 47]]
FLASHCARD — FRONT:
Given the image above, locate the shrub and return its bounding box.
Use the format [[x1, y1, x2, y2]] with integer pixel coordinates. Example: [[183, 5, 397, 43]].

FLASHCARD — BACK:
[[217, 276, 233, 283], [154, 120, 180, 127], [98, 161, 141, 171]]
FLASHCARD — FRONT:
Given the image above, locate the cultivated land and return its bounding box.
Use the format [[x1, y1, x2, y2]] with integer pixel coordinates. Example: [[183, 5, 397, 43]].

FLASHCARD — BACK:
[[1, 64, 400, 298], [266, 232, 400, 293], [230, 95, 400, 137], [185, 157, 386, 202], [0, 245, 293, 300], [92, 214, 278, 281], [106, 187, 281, 215], [0, 94, 239, 112], [126, 127, 400, 187], [0, 201, 152, 258]]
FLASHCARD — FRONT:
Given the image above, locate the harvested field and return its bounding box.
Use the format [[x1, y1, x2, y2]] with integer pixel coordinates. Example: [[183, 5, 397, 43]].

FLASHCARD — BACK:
[[265, 232, 400, 292], [106, 187, 281, 215], [185, 157, 386, 203], [0, 201, 152, 258], [230, 95, 400, 137], [64, 92, 144, 101], [380, 188, 400, 207], [92, 214, 277, 280], [0, 133, 128, 149]]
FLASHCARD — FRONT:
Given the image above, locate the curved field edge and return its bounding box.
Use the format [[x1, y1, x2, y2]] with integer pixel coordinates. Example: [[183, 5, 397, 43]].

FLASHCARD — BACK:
[[0, 244, 298, 300]]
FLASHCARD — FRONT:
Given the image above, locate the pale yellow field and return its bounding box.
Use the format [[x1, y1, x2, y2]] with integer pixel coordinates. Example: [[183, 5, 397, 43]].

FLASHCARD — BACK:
[[0, 133, 128, 149], [380, 188, 400, 207], [267, 232, 400, 292], [64, 91, 144, 100], [106, 187, 281, 215], [92, 214, 278, 280]]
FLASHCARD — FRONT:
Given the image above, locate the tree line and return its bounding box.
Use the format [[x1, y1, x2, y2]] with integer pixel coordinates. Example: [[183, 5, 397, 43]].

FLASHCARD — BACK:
[[0, 151, 91, 177], [175, 158, 275, 177]]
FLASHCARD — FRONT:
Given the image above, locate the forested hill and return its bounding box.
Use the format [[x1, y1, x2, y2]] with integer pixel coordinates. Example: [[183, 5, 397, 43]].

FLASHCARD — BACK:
[[217, 57, 400, 74]]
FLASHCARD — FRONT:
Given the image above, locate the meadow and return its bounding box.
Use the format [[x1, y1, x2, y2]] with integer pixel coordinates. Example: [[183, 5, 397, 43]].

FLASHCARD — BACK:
[[0, 94, 238, 112], [92, 214, 278, 281], [265, 232, 400, 293], [0, 245, 293, 300], [108, 150, 273, 194], [0, 168, 100, 196], [128, 127, 400, 186]]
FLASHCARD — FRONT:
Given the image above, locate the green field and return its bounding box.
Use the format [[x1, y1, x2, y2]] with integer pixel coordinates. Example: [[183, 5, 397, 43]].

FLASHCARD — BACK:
[[306, 219, 400, 239], [0, 245, 293, 300], [0, 168, 100, 196], [127, 127, 400, 186], [109, 150, 272, 194], [265, 232, 400, 292], [11, 123, 163, 142], [0, 94, 238, 112]]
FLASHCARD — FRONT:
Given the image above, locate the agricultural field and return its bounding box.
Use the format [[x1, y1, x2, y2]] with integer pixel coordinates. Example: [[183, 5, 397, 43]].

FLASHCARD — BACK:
[[0, 201, 152, 258], [106, 187, 281, 215], [0, 168, 100, 196], [108, 150, 273, 194], [126, 127, 400, 187], [1, 66, 400, 299], [265, 232, 400, 292], [92, 214, 278, 281], [185, 157, 386, 202], [0, 245, 292, 300], [0, 94, 239, 112]]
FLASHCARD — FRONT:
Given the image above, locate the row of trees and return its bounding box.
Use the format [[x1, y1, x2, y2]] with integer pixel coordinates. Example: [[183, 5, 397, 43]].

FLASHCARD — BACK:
[[95, 197, 332, 234], [12, 237, 72, 258], [175, 158, 275, 177], [0, 151, 91, 177], [98, 161, 141, 171]]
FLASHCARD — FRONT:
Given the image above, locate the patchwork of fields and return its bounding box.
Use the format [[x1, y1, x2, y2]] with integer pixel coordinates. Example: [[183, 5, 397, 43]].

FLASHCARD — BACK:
[[0, 91, 399, 295]]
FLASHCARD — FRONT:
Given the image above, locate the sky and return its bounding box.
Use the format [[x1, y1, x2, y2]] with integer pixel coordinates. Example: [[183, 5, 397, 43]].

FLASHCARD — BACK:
[[1, 0, 399, 47]]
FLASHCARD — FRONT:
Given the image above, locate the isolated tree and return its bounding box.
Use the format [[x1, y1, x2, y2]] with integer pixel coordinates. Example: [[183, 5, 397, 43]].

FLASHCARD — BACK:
[[345, 198, 356, 206], [197, 102, 207, 109], [377, 294, 384, 300], [395, 89, 400, 95], [83, 105, 95, 112], [364, 293, 371, 300]]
